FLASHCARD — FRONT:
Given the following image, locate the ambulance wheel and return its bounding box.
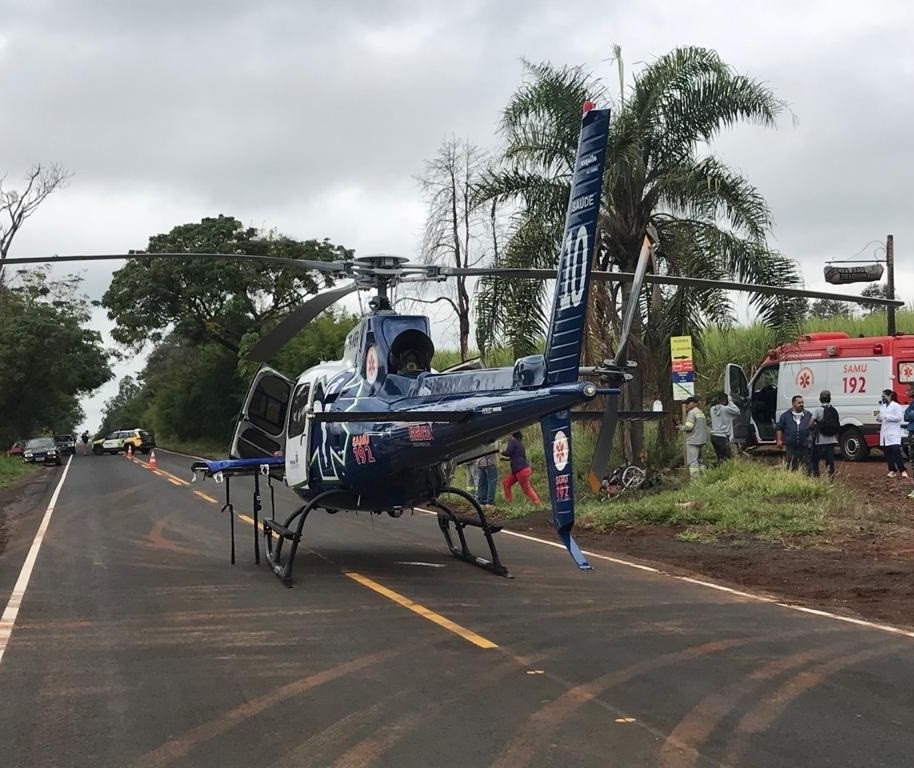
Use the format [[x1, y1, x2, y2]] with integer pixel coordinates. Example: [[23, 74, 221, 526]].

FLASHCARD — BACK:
[[840, 427, 869, 461]]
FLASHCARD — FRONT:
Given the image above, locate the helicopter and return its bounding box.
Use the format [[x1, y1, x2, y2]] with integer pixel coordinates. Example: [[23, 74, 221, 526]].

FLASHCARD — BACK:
[[7, 106, 903, 585]]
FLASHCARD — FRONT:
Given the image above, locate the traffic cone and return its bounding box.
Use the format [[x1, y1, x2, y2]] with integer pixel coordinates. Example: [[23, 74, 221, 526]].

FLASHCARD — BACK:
[[126, 443, 133, 458], [148, 449, 157, 469]]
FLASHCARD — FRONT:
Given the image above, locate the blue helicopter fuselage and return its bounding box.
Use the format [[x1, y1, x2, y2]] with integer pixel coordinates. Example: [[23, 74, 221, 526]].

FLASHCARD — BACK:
[[234, 312, 597, 512]]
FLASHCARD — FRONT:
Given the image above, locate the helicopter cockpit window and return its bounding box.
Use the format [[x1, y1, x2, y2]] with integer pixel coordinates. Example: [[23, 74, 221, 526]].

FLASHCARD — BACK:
[[388, 329, 435, 376]]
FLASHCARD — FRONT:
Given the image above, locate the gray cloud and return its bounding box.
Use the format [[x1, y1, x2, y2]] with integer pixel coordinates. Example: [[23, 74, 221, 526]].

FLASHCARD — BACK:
[[3, 0, 913, 429]]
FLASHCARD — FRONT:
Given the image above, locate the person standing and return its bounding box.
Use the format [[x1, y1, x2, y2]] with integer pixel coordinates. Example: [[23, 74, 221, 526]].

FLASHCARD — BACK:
[[679, 396, 708, 478], [500, 431, 542, 506], [878, 388, 907, 478], [464, 462, 481, 494], [810, 390, 839, 478], [776, 395, 813, 472], [904, 385, 914, 498], [475, 441, 499, 509], [709, 392, 741, 464]]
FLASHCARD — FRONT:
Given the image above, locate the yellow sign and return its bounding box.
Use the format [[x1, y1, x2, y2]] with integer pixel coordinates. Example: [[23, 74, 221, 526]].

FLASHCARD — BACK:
[[670, 335, 693, 361]]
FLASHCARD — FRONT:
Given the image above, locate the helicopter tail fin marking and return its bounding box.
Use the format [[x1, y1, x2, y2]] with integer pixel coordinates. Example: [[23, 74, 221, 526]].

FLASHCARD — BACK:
[[540, 409, 591, 570], [539, 105, 608, 569], [542, 105, 611, 386]]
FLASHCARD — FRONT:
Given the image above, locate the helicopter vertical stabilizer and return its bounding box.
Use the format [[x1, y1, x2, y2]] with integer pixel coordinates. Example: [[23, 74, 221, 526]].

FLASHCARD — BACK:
[[542, 105, 610, 385], [540, 105, 611, 570]]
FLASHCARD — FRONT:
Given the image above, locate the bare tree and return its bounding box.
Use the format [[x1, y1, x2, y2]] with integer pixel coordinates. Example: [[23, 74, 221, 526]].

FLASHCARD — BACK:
[[417, 137, 491, 360], [0, 163, 72, 281]]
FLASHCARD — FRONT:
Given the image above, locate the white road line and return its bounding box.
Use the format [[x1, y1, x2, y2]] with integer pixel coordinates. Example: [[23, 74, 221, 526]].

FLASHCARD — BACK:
[[419, 507, 914, 640], [0, 456, 73, 666]]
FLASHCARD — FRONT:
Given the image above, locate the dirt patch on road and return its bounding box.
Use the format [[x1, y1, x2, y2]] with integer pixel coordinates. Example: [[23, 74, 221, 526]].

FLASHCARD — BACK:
[[498, 458, 914, 631]]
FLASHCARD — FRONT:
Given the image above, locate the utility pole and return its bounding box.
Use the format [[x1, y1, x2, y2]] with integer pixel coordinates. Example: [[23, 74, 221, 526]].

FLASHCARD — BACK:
[[887, 234, 896, 335]]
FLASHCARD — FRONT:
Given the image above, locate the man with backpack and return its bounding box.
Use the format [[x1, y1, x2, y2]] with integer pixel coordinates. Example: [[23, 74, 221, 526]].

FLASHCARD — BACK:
[[810, 390, 839, 478]]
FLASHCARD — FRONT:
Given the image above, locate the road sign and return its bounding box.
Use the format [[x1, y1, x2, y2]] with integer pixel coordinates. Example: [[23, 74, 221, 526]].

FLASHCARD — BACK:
[[670, 336, 693, 360], [670, 335, 694, 401]]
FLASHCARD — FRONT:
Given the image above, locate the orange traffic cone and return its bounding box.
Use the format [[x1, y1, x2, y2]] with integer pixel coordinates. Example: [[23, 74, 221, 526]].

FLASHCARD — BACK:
[[126, 443, 133, 458], [148, 449, 157, 469]]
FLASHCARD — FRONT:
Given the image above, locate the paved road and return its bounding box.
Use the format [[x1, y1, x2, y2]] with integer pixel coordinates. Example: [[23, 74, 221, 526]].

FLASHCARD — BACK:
[[1, 449, 913, 768]]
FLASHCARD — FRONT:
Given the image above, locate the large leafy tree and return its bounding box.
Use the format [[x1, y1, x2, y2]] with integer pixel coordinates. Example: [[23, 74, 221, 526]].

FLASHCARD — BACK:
[[476, 48, 801, 455], [0, 270, 111, 444], [102, 214, 351, 354]]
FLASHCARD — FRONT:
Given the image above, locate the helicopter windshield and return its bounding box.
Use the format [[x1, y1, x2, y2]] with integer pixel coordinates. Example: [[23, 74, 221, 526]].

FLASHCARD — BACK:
[[384, 320, 434, 376]]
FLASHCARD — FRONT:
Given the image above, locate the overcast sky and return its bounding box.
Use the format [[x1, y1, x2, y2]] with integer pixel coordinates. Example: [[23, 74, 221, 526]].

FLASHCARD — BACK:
[[2, 0, 912, 432]]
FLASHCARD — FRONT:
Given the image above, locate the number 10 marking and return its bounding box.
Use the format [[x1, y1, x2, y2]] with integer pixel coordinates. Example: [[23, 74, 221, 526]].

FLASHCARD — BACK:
[[559, 225, 588, 310]]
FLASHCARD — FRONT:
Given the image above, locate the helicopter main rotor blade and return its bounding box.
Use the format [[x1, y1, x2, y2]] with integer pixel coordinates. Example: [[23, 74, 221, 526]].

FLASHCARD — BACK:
[[584, 232, 654, 490], [246, 282, 359, 362], [445, 267, 903, 308], [1, 252, 355, 274], [614, 231, 655, 367], [587, 391, 622, 493]]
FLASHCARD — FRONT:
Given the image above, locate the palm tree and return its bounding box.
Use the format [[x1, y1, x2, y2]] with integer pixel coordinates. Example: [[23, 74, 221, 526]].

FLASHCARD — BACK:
[[476, 47, 801, 456]]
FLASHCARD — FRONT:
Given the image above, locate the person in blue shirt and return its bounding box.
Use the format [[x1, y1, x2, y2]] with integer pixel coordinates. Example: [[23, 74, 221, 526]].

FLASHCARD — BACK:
[[776, 394, 814, 472]]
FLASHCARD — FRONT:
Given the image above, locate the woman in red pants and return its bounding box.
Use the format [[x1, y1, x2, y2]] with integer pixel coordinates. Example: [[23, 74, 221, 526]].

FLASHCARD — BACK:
[[500, 430, 542, 506]]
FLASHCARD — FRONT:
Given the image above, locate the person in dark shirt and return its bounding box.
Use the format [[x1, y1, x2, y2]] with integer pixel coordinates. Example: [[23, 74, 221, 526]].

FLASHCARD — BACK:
[[500, 431, 542, 506], [776, 394, 814, 472]]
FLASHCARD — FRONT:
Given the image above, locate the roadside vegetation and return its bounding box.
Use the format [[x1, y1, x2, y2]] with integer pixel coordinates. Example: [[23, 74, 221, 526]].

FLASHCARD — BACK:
[[574, 459, 834, 541], [0, 456, 35, 491]]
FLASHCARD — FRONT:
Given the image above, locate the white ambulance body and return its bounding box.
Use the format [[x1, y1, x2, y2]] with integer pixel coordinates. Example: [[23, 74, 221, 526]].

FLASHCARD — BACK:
[[724, 332, 914, 460]]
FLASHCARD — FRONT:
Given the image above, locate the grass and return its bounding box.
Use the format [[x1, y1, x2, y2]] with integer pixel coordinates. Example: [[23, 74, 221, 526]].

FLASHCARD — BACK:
[[152, 436, 228, 459], [0, 456, 36, 490], [573, 459, 842, 541]]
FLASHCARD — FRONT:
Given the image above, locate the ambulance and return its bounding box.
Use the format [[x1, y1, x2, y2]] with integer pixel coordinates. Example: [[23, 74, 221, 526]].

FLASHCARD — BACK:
[[724, 332, 914, 460]]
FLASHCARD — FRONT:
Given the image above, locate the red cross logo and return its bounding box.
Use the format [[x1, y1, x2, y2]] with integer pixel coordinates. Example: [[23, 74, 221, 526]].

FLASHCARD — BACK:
[[365, 346, 379, 383], [552, 430, 569, 471], [796, 367, 813, 390]]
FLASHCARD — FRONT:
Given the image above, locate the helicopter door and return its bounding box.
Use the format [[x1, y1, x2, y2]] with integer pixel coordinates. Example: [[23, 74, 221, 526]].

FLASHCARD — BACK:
[[284, 381, 315, 489], [231, 367, 293, 459], [724, 363, 752, 446]]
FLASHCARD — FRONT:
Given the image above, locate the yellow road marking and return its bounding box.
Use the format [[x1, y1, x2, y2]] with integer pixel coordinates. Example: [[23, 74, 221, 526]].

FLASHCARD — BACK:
[[221, 513, 496, 649], [345, 571, 497, 649], [193, 491, 218, 504], [167, 478, 183, 486], [157, 468, 189, 485]]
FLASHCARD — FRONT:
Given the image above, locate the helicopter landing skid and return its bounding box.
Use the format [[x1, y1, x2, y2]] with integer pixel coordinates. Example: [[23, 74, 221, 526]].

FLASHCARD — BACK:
[[261, 489, 340, 586], [432, 487, 512, 578]]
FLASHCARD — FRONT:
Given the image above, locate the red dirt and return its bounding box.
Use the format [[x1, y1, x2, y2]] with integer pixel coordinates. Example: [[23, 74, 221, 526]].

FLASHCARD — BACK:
[[498, 458, 914, 631]]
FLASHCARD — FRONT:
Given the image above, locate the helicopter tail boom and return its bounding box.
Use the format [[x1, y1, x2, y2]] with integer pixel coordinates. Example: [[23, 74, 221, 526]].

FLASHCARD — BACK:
[[538, 104, 610, 568]]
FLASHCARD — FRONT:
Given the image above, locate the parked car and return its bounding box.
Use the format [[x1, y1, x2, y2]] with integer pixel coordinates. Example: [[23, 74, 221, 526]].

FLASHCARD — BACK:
[[7, 440, 27, 458], [53, 434, 77, 455], [23, 437, 62, 466], [92, 428, 156, 455]]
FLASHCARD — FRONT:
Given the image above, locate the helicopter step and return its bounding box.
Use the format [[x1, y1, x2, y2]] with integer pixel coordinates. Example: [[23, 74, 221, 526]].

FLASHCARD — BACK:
[[432, 487, 512, 578], [261, 517, 301, 541]]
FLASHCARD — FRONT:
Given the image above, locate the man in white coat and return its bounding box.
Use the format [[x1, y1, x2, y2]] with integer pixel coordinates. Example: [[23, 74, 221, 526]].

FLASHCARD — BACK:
[[878, 388, 907, 478]]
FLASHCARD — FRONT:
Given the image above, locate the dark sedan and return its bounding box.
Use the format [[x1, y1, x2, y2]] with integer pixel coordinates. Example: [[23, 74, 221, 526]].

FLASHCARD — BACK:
[[23, 437, 63, 466]]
